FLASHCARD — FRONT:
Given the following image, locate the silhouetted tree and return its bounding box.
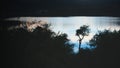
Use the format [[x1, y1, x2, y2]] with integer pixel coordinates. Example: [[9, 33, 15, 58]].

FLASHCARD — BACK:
[[76, 25, 90, 52]]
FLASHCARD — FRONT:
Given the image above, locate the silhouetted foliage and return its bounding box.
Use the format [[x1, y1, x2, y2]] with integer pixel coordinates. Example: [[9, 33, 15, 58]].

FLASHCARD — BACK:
[[2, 20, 120, 68], [68, 29, 120, 68], [2, 23, 74, 68], [76, 25, 90, 52], [89, 30, 120, 68]]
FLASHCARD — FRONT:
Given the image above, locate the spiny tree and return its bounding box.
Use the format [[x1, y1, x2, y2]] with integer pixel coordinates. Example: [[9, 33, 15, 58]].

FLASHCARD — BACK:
[[76, 25, 90, 52]]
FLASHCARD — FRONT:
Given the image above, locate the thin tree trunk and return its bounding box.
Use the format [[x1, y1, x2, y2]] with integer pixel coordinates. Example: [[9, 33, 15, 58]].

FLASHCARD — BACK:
[[79, 40, 81, 52]]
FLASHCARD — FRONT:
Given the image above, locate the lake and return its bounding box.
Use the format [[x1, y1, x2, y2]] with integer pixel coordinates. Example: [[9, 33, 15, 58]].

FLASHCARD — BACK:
[[6, 16, 120, 52]]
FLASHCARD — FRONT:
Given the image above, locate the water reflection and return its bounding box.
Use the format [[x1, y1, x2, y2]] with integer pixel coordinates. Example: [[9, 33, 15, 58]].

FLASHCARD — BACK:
[[6, 16, 120, 52]]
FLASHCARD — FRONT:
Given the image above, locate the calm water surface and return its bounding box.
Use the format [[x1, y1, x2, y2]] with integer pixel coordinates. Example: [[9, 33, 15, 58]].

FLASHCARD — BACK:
[[6, 16, 120, 52]]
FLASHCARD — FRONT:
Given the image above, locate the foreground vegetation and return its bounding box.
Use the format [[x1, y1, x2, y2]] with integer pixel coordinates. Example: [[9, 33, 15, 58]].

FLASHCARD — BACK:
[[1, 21, 120, 68]]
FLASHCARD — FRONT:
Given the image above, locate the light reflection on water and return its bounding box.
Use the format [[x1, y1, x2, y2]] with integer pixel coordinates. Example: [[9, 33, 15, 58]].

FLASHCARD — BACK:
[[6, 16, 120, 52]]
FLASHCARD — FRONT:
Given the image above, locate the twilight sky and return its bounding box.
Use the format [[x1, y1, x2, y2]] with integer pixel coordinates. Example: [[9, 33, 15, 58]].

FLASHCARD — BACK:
[[1, 0, 120, 17]]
